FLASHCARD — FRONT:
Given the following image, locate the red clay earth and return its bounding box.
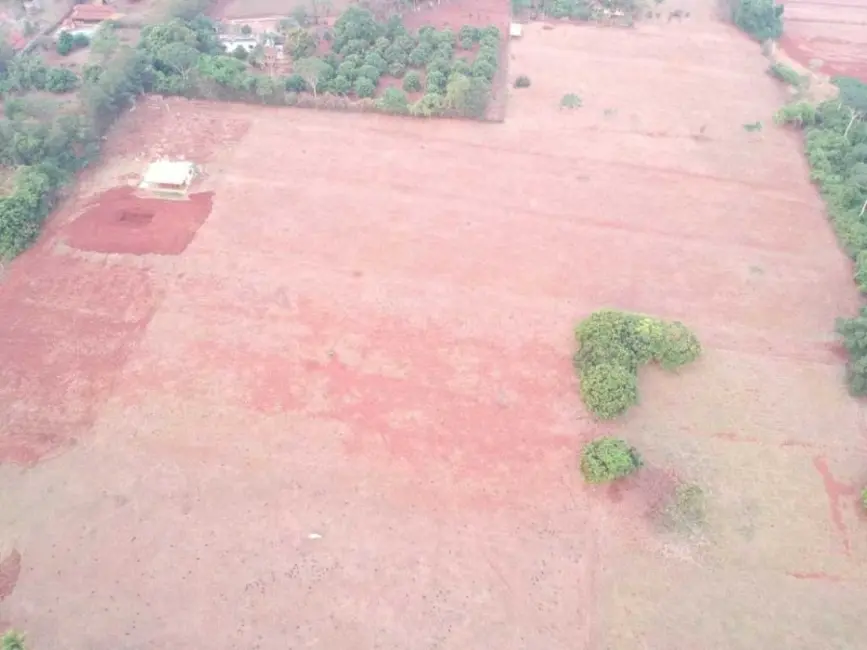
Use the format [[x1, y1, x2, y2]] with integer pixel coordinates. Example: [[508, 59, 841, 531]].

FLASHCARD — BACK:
[[2, 9, 867, 650], [63, 187, 214, 256], [779, 0, 867, 81]]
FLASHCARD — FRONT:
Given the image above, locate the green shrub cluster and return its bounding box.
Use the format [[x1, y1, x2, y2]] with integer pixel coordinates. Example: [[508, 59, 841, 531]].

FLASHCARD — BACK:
[[731, 0, 784, 41], [573, 310, 701, 419], [56, 31, 90, 56], [514, 74, 531, 88], [777, 78, 867, 393], [580, 437, 641, 483], [767, 62, 803, 88], [861, 486, 867, 511]]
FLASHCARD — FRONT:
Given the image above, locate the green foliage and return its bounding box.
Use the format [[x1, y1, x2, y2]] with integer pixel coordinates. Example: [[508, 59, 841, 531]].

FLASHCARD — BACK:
[[731, 0, 784, 41], [573, 310, 701, 419], [774, 100, 818, 127], [767, 62, 803, 87], [232, 45, 248, 60], [337, 60, 358, 81], [2, 631, 26, 650], [445, 73, 491, 119], [73, 34, 91, 49], [561, 92, 582, 108], [353, 76, 376, 98], [283, 72, 306, 93], [363, 51, 388, 75], [410, 92, 445, 117], [425, 69, 447, 93], [377, 87, 409, 114], [660, 483, 707, 533], [388, 61, 406, 78], [241, 24, 253, 36], [408, 42, 434, 68], [45, 67, 79, 93], [330, 74, 351, 94], [837, 309, 867, 395], [294, 57, 333, 95], [472, 59, 496, 82], [861, 486, 867, 511], [357, 63, 381, 83], [514, 74, 531, 88], [402, 70, 422, 92], [459, 25, 480, 49], [580, 438, 641, 484], [332, 7, 382, 54], [834, 76, 867, 114], [56, 31, 74, 56]]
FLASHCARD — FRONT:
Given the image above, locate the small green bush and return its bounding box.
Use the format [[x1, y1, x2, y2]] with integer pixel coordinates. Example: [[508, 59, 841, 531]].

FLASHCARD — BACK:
[[472, 59, 496, 82], [232, 45, 248, 60], [732, 0, 784, 41], [408, 43, 433, 67], [561, 93, 582, 108], [72, 33, 90, 48], [514, 74, 531, 88], [409, 92, 444, 117], [354, 76, 376, 98], [426, 69, 447, 93], [2, 630, 26, 650], [364, 51, 388, 75], [660, 483, 707, 533], [573, 310, 701, 419], [580, 438, 641, 484], [403, 70, 422, 92], [861, 486, 867, 511], [767, 62, 804, 88]]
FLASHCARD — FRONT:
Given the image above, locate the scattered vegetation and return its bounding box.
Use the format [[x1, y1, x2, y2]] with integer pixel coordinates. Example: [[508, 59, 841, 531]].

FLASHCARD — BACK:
[[580, 437, 642, 483], [659, 483, 707, 533], [514, 0, 637, 22], [767, 62, 804, 89], [861, 486, 867, 511], [731, 0, 785, 41], [56, 31, 90, 57], [1, 631, 25, 650], [742, 120, 763, 132], [514, 74, 531, 88], [560, 92, 582, 109], [573, 310, 701, 419], [776, 77, 867, 393]]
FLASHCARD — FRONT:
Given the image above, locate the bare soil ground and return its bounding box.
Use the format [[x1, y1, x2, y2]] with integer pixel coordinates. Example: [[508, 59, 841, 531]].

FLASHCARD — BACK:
[[1, 3, 867, 649], [779, 0, 867, 81]]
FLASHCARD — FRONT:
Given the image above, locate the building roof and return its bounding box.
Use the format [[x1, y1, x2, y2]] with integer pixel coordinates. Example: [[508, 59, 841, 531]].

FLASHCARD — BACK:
[[141, 161, 195, 187], [70, 5, 120, 22]]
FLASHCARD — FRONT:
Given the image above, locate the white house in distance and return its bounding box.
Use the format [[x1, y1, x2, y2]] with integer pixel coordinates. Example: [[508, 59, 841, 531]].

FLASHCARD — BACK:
[[138, 160, 197, 194], [218, 35, 259, 54]]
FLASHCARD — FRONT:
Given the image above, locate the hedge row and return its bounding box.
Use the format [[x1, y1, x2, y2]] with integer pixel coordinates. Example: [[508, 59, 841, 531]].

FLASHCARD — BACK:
[[775, 78, 867, 394], [573, 310, 701, 419]]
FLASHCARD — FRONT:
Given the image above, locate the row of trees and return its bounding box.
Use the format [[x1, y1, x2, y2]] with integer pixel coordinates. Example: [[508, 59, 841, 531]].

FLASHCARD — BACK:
[[776, 79, 867, 393]]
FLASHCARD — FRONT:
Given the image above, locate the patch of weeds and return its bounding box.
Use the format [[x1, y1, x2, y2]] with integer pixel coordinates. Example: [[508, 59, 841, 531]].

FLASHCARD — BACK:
[[660, 483, 707, 534], [861, 486, 867, 511], [580, 437, 641, 484], [603, 107, 617, 117], [743, 120, 763, 132], [560, 93, 582, 109], [514, 74, 531, 88], [2, 631, 26, 650]]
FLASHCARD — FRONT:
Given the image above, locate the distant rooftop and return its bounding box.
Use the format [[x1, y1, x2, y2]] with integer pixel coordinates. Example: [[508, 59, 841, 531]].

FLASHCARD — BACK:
[[69, 5, 120, 22]]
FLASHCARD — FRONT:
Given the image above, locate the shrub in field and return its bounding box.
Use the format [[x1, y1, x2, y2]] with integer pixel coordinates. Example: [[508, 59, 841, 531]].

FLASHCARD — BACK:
[[580, 438, 641, 484], [660, 483, 707, 533], [72, 34, 90, 49], [445, 73, 491, 119], [459, 25, 480, 48], [45, 68, 79, 93], [767, 62, 804, 88], [2, 630, 26, 650], [573, 310, 701, 419], [561, 92, 582, 108], [353, 76, 376, 98], [403, 70, 422, 92], [861, 486, 867, 511], [514, 74, 531, 88]]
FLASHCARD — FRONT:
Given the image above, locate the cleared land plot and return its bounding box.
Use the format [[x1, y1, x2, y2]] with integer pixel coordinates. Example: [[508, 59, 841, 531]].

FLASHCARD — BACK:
[[781, 0, 867, 80], [1, 12, 867, 650]]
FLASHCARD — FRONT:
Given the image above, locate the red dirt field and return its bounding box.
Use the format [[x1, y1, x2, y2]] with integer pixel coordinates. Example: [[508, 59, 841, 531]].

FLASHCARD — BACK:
[[779, 0, 867, 80], [63, 187, 214, 256], [1, 4, 867, 649]]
